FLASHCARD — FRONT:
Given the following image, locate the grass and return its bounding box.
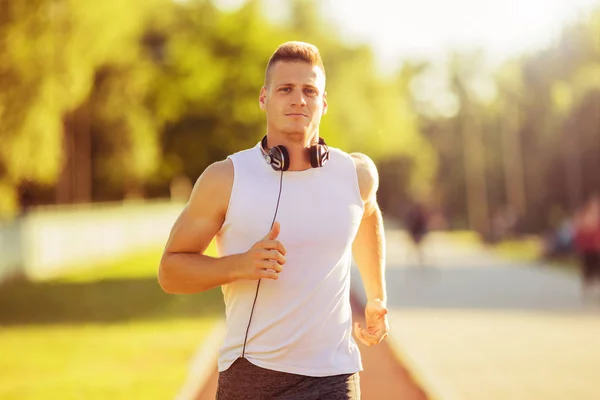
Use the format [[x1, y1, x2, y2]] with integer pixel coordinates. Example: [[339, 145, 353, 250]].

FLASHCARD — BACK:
[[0, 319, 216, 400], [438, 230, 482, 244], [427, 230, 484, 249], [490, 236, 544, 262], [0, 241, 224, 400]]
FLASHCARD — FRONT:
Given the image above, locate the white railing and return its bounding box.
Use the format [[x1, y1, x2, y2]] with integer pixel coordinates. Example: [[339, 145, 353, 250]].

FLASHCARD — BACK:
[[0, 199, 185, 282]]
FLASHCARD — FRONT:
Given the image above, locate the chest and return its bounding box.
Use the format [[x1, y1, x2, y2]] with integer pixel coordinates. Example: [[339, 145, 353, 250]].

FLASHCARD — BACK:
[[219, 171, 364, 253]]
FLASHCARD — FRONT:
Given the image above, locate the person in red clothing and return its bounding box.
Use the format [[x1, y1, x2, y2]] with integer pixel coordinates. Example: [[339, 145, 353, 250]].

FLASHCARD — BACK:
[[573, 195, 600, 298]]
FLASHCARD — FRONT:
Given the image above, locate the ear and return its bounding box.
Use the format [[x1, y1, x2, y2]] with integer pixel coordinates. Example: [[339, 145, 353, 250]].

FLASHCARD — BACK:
[[259, 86, 267, 111], [322, 91, 328, 115]]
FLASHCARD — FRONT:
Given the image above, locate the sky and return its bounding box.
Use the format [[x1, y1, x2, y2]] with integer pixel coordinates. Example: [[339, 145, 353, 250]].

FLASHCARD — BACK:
[[217, 0, 600, 70], [319, 0, 599, 68]]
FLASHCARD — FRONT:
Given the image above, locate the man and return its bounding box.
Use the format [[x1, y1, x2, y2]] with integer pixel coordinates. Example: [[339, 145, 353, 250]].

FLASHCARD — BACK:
[[159, 41, 388, 399]]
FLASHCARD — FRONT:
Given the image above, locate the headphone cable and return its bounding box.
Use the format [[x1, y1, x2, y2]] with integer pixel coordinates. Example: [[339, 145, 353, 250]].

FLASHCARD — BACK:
[[241, 168, 284, 358]]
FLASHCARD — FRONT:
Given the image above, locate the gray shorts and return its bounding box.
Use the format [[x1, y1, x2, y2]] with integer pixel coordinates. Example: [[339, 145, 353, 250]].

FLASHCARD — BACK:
[[216, 357, 361, 400]]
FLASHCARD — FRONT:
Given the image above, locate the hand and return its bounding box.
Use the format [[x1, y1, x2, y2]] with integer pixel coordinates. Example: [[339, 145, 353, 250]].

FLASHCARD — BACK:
[[353, 298, 389, 347], [237, 222, 287, 280]]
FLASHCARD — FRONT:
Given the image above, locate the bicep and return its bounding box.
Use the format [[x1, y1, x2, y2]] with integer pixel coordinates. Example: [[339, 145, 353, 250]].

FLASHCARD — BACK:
[[164, 160, 233, 255], [164, 206, 222, 255]]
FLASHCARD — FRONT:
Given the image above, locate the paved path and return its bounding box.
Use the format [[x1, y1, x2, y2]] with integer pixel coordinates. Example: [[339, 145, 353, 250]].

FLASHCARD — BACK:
[[350, 230, 600, 400]]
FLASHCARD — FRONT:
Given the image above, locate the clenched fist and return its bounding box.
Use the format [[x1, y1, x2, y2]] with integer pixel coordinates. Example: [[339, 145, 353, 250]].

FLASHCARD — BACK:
[[236, 221, 287, 280]]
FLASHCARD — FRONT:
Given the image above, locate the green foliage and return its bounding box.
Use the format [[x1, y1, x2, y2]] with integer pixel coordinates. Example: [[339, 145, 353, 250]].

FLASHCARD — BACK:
[[0, 0, 430, 215], [0, 0, 167, 212], [2, 0, 598, 234], [147, 0, 284, 183]]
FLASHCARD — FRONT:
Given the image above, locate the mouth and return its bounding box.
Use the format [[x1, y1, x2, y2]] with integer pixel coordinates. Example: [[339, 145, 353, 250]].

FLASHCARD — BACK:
[[285, 113, 308, 117]]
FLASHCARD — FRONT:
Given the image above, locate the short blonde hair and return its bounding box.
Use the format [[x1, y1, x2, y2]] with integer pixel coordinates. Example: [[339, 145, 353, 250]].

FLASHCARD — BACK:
[[265, 41, 326, 86]]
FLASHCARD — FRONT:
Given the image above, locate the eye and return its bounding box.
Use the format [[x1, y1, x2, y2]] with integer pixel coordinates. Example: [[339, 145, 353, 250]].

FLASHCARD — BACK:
[[279, 87, 292, 93], [304, 88, 317, 95]]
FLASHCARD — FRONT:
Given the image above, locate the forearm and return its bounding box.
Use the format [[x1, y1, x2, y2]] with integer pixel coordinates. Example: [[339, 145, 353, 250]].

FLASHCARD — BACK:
[[353, 207, 387, 305], [158, 252, 242, 294]]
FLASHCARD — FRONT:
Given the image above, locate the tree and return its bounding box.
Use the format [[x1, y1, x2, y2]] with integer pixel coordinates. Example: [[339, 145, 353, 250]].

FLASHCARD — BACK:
[[0, 0, 166, 215]]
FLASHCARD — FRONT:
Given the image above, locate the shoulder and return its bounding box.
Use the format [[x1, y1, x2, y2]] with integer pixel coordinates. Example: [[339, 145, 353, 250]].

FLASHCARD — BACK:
[[197, 143, 261, 192], [349, 152, 379, 203], [188, 159, 234, 213], [197, 159, 233, 187]]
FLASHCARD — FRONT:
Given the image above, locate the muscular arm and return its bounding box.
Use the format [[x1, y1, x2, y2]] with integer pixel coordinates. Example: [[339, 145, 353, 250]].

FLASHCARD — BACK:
[[351, 153, 387, 305], [158, 159, 286, 294], [158, 159, 241, 294]]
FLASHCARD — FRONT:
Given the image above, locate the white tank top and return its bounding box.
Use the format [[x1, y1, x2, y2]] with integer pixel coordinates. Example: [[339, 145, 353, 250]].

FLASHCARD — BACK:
[[215, 141, 364, 377]]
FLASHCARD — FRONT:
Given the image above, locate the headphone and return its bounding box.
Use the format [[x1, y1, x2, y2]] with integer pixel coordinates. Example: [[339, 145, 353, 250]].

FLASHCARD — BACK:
[[260, 135, 330, 171]]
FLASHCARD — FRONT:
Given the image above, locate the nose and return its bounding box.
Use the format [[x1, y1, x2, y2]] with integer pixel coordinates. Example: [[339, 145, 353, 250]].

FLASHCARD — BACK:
[[291, 91, 306, 107]]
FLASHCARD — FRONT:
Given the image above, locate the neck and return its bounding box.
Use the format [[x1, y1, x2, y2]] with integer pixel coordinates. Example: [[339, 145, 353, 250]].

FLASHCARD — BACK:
[[265, 131, 319, 171]]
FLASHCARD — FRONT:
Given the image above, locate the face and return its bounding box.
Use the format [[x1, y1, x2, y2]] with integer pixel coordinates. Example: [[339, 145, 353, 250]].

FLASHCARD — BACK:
[[259, 61, 327, 142]]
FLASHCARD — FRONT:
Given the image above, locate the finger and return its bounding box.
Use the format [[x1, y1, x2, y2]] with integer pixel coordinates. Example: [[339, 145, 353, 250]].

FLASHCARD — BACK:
[[261, 259, 284, 273], [259, 269, 280, 280], [354, 322, 372, 347], [360, 322, 383, 344], [363, 329, 383, 345], [360, 326, 380, 345], [262, 240, 287, 256], [260, 249, 286, 265], [264, 221, 280, 241], [353, 322, 365, 344], [377, 326, 389, 342]]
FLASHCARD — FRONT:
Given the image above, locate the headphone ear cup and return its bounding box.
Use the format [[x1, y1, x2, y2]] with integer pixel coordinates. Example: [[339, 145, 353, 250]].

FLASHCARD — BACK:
[[270, 145, 290, 171], [278, 145, 290, 171], [310, 144, 329, 168], [309, 145, 320, 168]]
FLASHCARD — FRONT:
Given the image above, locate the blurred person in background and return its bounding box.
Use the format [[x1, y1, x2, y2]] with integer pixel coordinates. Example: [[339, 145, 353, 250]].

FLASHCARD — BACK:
[[158, 41, 388, 399], [573, 195, 600, 300], [404, 201, 429, 267]]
